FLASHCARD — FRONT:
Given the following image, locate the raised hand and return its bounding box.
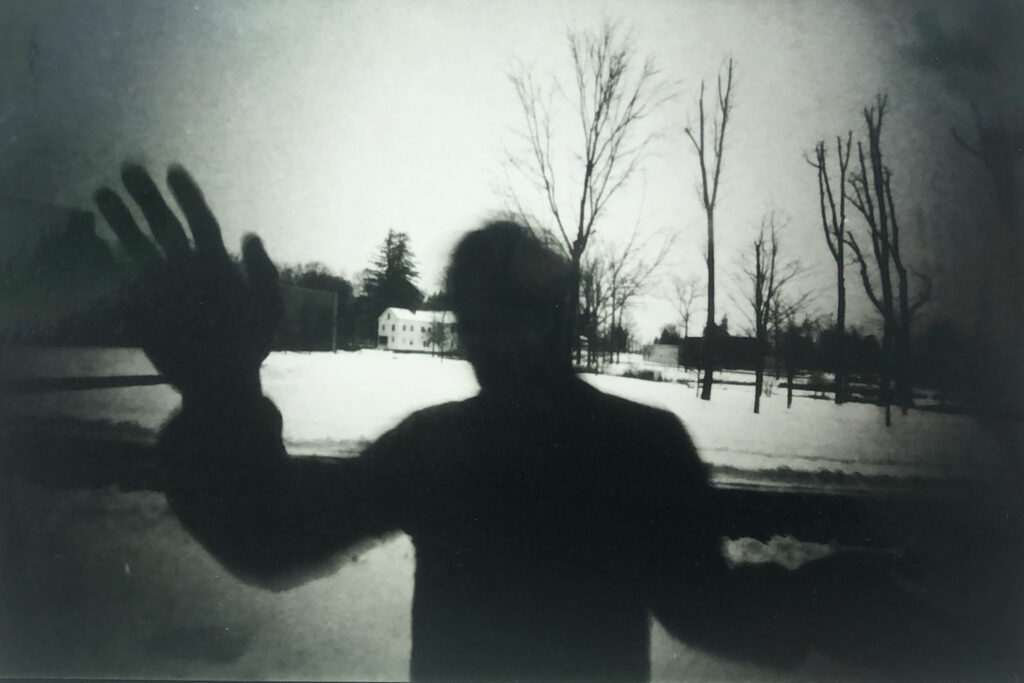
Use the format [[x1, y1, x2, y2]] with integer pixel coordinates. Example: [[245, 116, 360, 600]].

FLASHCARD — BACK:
[[95, 164, 282, 405]]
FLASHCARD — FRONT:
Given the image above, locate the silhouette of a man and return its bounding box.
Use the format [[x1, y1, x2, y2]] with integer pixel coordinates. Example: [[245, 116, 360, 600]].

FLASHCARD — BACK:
[[95, 165, 920, 681]]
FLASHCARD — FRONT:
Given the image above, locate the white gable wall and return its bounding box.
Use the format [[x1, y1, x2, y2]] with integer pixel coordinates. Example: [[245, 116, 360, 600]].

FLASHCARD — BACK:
[[377, 308, 457, 353]]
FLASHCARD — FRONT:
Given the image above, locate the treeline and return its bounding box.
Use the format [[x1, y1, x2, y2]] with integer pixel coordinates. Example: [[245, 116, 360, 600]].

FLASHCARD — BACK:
[[0, 215, 129, 346], [276, 229, 447, 351], [656, 318, 980, 409], [1, 223, 445, 353]]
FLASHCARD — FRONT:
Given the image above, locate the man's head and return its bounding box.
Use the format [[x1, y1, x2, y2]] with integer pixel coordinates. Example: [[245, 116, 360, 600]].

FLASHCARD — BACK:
[[446, 221, 574, 392]]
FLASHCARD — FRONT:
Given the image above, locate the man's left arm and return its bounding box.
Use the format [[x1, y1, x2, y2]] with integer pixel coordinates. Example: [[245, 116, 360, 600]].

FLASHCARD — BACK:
[[640, 411, 810, 668]]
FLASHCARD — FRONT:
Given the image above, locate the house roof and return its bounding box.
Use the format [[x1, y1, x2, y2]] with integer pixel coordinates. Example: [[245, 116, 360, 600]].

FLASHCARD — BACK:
[[380, 307, 457, 324]]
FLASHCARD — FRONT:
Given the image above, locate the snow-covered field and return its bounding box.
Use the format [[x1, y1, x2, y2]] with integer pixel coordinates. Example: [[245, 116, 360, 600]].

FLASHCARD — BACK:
[[2, 346, 1016, 494], [2, 347, 1018, 681]]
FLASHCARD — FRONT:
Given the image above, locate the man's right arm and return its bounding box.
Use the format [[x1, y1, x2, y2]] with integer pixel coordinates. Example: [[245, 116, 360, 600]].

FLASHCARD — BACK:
[[162, 393, 409, 591], [93, 164, 412, 591]]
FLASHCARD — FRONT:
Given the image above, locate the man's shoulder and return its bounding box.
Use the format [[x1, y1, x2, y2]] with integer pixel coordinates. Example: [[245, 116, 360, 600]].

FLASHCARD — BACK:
[[578, 381, 707, 484], [362, 398, 480, 466], [579, 380, 687, 433], [407, 395, 480, 422], [381, 396, 480, 439]]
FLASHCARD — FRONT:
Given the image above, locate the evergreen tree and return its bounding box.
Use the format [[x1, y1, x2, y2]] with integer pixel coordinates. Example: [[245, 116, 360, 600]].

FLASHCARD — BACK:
[[363, 229, 422, 313], [657, 325, 683, 345], [353, 230, 423, 343]]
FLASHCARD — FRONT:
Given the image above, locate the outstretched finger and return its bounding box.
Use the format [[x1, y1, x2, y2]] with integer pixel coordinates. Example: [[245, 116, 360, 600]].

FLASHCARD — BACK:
[[94, 187, 160, 265], [242, 233, 283, 331], [167, 165, 228, 261], [121, 163, 190, 257]]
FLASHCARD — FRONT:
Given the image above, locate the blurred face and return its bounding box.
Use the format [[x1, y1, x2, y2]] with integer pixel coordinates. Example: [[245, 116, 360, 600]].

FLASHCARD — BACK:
[[445, 222, 574, 393], [459, 307, 569, 392]]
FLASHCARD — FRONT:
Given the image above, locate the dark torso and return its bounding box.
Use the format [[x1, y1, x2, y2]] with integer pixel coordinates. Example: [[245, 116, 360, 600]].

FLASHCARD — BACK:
[[379, 380, 707, 681]]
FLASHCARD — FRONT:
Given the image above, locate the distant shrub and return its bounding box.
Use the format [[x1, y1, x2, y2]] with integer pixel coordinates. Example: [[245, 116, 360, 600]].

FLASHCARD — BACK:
[[808, 370, 829, 397], [622, 368, 663, 382]]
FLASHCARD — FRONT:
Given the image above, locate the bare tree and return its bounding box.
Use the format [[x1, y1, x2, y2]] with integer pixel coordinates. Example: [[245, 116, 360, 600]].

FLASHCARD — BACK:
[[667, 274, 704, 387], [767, 292, 814, 381], [577, 223, 673, 366], [884, 164, 933, 414], [669, 275, 703, 341], [779, 315, 820, 410], [739, 213, 802, 414], [578, 251, 608, 367], [845, 94, 932, 425], [506, 20, 671, 362], [685, 57, 736, 401], [806, 132, 853, 404], [425, 312, 454, 357], [603, 222, 675, 363]]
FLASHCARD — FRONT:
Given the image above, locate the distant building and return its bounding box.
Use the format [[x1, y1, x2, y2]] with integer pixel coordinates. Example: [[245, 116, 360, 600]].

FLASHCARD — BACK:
[[644, 343, 680, 366], [680, 335, 764, 370], [377, 307, 458, 354]]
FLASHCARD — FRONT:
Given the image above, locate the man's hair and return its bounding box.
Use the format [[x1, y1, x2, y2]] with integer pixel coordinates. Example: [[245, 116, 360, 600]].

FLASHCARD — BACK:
[[445, 221, 573, 334]]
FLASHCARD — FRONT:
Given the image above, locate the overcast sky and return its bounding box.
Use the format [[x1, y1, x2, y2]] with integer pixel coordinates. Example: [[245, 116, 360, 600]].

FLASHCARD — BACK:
[[1, 0, 1017, 340]]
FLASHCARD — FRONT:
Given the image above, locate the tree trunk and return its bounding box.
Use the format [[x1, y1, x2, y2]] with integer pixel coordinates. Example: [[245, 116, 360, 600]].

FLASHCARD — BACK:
[[615, 308, 623, 364], [897, 273, 913, 415], [754, 297, 765, 414], [701, 214, 715, 401], [610, 299, 618, 366], [569, 254, 582, 366], [786, 369, 794, 409], [754, 359, 764, 414], [880, 321, 894, 427], [331, 291, 338, 353], [869, 125, 896, 427], [835, 261, 846, 404], [773, 336, 781, 380]]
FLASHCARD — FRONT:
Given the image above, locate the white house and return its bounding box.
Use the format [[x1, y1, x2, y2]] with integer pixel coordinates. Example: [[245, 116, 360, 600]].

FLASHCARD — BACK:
[[377, 307, 458, 354]]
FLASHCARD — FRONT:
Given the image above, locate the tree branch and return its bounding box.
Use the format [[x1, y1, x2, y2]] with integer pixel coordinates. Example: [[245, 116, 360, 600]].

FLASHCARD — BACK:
[[844, 231, 884, 314]]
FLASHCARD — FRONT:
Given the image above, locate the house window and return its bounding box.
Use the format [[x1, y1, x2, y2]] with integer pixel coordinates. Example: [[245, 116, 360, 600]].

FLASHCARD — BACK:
[[424, 341, 429, 347], [391, 324, 395, 331]]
